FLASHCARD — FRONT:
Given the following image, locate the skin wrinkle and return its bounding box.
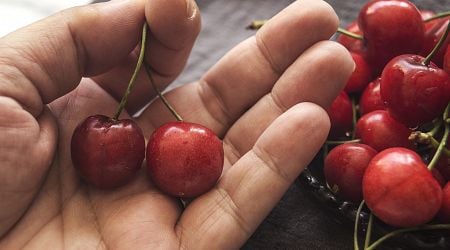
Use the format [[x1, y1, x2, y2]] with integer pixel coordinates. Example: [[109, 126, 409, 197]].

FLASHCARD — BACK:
[[0, 64, 44, 117], [85, 188, 109, 250], [16, 169, 66, 248], [19, 215, 61, 249], [267, 92, 287, 117], [175, 221, 187, 250], [65, 18, 87, 79], [178, 186, 251, 249], [213, 187, 251, 236], [16, 145, 76, 249], [222, 138, 241, 165], [255, 31, 283, 77], [146, 62, 180, 88], [12, 28, 74, 106], [251, 145, 291, 184], [197, 79, 232, 134]]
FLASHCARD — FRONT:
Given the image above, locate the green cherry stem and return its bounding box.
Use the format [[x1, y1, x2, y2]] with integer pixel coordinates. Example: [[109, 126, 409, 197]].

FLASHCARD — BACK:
[[353, 200, 365, 250], [144, 62, 183, 121], [428, 118, 443, 137], [336, 27, 364, 40], [366, 224, 450, 250], [410, 132, 450, 157], [423, 20, 450, 66], [363, 213, 373, 249], [325, 139, 361, 145], [113, 23, 148, 120], [246, 20, 365, 42], [424, 11, 450, 22], [428, 102, 450, 171]]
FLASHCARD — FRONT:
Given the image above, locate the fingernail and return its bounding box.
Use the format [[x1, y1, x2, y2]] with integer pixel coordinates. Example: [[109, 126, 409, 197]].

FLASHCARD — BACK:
[[186, 0, 197, 18]]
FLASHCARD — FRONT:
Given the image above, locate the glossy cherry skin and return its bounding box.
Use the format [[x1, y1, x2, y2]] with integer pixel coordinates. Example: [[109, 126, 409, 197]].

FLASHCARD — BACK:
[[146, 121, 224, 198], [420, 10, 436, 31], [358, 0, 425, 74], [444, 45, 450, 74], [337, 20, 365, 55], [437, 182, 450, 223], [420, 17, 450, 67], [436, 155, 450, 182], [71, 115, 145, 189], [381, 54, 450, 127], [363, 147, 443, 228], [355, 110, 414, 151], [326, 91, 353, 139], [324, 143, 377, 203], [344, 53, 373, 94], [359, 77, 385, 115]]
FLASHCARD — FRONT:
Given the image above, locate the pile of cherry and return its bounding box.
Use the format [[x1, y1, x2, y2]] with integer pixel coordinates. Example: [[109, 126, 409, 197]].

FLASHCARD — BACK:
[[322, 0, 450, 248]]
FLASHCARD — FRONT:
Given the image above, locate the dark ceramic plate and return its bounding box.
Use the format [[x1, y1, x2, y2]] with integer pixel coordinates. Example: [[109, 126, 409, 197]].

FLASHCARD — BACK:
[[296, 151, 450, 250]]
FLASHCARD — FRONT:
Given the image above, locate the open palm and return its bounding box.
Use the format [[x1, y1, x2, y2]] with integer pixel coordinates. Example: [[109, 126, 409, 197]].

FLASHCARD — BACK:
[[0, 0, 353, 249]]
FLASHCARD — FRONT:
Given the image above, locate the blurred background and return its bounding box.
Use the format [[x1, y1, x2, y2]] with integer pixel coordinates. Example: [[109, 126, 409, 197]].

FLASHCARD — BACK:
[[1, 0, 448, 249], [0, 0, 92, 37]]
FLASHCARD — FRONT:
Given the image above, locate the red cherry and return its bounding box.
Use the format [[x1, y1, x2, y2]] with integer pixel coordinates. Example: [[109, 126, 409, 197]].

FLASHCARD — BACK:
[[355, 110, 415, 151], [363, 147, 442, 228], [146, 121, 224, 198], [337, 20, 365, 55], [380, 54, 450, 127], [419, 9, 436, 26], [444, 44, 450, 73], [343, 53, 373, 94], [326, 91, 353, 139], [437, 182, 450, 223], [324, 143, 377, 203], [358, 0, 425, 74], [436, 157, 450, 182], [420, 10, 437, 31], [420, 17, 450, 67], [71, 115, 145, 189], [431, 168, 446, 187], [359, 77, 385, 115]]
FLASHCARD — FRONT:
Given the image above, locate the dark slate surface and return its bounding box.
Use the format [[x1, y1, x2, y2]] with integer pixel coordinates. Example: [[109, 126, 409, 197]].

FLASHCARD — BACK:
[[92, 0, 449, 249]]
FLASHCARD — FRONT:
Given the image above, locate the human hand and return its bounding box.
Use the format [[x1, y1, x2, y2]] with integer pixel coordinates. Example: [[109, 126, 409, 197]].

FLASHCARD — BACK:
[[0, 0, 354, 249]]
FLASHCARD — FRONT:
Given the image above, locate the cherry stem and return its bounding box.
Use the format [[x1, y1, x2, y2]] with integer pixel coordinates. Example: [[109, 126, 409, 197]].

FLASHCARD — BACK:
[[246, 19, 267, 30], [410, 132, 450, 157], [144, 63, 183, 121], [427, 102, 450, 171], [428, 119, 443, 137], [424, 11, 450, 22], [423, 20, 450, 66], [366, 224, 450, 250], [246, 20, 365, 42], [325, 139, 361, 145], [336, 27, 364, 40], [353, 200, 365, 250], [364, 213, 373, 249], [113, 23, 148, 120]]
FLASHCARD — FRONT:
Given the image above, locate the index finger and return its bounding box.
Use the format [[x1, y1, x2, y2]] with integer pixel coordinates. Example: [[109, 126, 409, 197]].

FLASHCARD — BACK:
[[176, 103, 330, 249]]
